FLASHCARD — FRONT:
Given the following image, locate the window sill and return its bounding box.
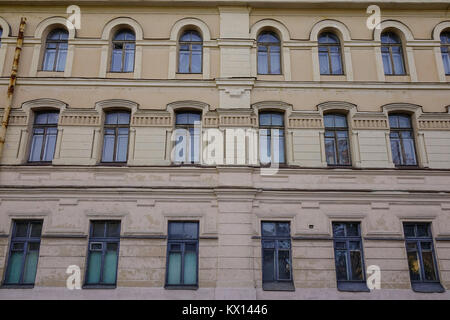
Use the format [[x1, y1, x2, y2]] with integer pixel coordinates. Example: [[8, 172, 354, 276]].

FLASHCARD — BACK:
[[27, 161, 53, 166], [1, 284, 34, 289], [99, 162, 128, 167], [164, 285, 198, 290], [337, 281, 370, 292], [262, 281, 295, 291], [82, 284, 117, 289], [411, 282, 445, 293]]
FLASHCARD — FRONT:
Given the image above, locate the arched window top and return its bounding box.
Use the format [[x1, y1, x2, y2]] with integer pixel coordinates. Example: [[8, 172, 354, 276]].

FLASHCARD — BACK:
[[47, 28, 68, 41], [113, 29, 135, 41], [259, 112, 284, 126], [180, 30, 202, 42], [257, 31, 280, 43], [175, 111, 201, 125], [318, 32, 340, 44], [324, 113, 348, 128], [381, 32, 402, 44], [105, 111, 131, 125], [441, 31, 450, 44], [389, 113, 413, 129]]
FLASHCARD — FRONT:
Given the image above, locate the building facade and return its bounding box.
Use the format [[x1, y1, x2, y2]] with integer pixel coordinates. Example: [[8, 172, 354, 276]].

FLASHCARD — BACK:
[[0, 0, 450, 299]]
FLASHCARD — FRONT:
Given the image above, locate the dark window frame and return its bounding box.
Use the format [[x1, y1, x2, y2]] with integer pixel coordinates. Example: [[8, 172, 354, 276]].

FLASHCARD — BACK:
[[165, 221, 199, 290], [178, 30, 203, 74], [318, 32, 344, 75], [388, 113, 418, 167], [332, 221, 369, 292], [261, 221, 294, 291], [259, 111, 286, 165], [101, 110, 131, 164], [324, 113, 352, 167], [257, 31, 282, 75], [440, 31, 450, 75], [110, 29, 136, 73], [173, 111, 202, 164], [2, 220, 43, 287], [28, 111, 59, 164], [83, 220, 121, 288], [381, 32, 406, 76], [403, 222, 445, 293], [42, 28, 69, 72]]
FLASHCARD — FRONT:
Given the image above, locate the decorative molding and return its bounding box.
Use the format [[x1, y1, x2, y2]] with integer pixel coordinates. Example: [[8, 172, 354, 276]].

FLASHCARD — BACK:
[[95, 99, 139, 114], [203, 112, 219, 127], [418, 119, 450, 130], [7, 112, 28, 126], [373, 20, 415, 42], [310, 19, 352, 42], [317, 101, 357, 115], [132, 112, 172, 127], [352, 117, 388, 130], [288, 117, 323, 129], [101, 17, 144, 41], [59, 111, 100, 126]]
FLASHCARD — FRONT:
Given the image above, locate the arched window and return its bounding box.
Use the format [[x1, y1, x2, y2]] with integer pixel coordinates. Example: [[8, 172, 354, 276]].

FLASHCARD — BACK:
[[174, 111, 201, 163], [101, 111, 130, 163], [110, 29, 135, 72], [257, 32, 281, 75], [42, 29, 68, 72], [324, 114, 351, 166], [0, 28, 3, 46], [381, 32, 406, 75], [318, 32, 343, 75], [28, 111, 59, 162], [389, 114, 417, 166], [259, 112, 285, 164], [178, 30, 203, 74], [440, 31, 450, 75]]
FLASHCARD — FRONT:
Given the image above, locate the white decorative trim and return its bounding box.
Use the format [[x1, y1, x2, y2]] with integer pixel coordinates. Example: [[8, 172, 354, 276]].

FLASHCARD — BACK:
[[30, 17, 76, 77], [432, 21, 450, 82], [22, 98, 68, 114], [99, 17, 144, 79], [310, 19, 352, 42], [95, 99, 139, 114], [373, 20, 414, 42], [250, 19, 291, 81], [168, 18, 212, 80], [317, 101, 357, 117], [0, 16, 11, 76]]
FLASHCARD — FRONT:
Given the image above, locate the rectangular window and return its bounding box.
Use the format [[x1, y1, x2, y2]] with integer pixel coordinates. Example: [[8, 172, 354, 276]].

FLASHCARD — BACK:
[[101, 111, 130, 163], [84, 221, 120, 287], [29, 111, 59, 163], [259, 113, 285, 165], [403, 222, 444, 293], [165, 222, 199, 289], [174, 112, 201, 164], [389, 114, 417, 167], [261, 221, 294, 291], [332, 222, 369, 292], [3, 220, 43, 286]]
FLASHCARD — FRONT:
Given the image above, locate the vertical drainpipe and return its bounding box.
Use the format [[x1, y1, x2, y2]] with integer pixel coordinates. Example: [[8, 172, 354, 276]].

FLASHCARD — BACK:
[[0, 17, 26, 160]]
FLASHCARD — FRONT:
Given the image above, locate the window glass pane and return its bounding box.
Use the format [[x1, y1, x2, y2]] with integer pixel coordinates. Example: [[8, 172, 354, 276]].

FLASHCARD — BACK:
[[107, 222, 121, 237], [332, 223, 345, 237], [22, 247, 39, 283], [92, 222, 105, 238], [5, 251, 24, 284], [278, 250, 291, 280], [258, 48, 268, 74], [259, 129, 271, 164], [407, 250, 421, 281], [276, 222, 290, 237], [390, 138, 402, 165], [421, 251, 437, 281], [169, 222, 198, 239], [259, 113, 271, 126], [42, 130, 57, 161], [176, 113, 188, 125], [398, 116, 411, 128], [325, 137, 336, 165], [102, 134, 115, 162], [105, 113, 118, 125], [29, 134, 44, 162], [258, 32, 279, 43], [86, 251, 102, 284], [174, 129, 187, 162], [47, 113, 59, 124], [271, 113, 284, 126], [337, 136, 350, 165], [183, 223, 199, 239], [35, 113, 49, 125], [442, 52, 450, 74], [335, 241, 346, 249], [324, 115, 334, 128], [389, 115, 399, 128], [262, 249, 275, 281], [350, 250, 363, 281], [117, 113, 130, 125], [43, 49, 56, 71], [167, 252, 182, 284], [189, 127, 200, 163], [421, 242, 432, 250], [402, 138, 416, 165], [334, 115, 347, 128], [191, 50, 202, 73], [346, 223, 359, 237], [115, 131, 129, 162], [278, 240, 290, 249], [335, 250, 348, 280], [30, 223, 42, 238], [178, 51, 190, 73], [12, 242, 25, 251], [15, 222, 28, 237], [102, 243, 118, 284], [124, 46, 135, 72], [270, 48, 281, 74], [262, 222, 276, 237], [392, 49, 405, 75], [319, 50, 330, 75], [183, 250, 197, 285], [404, 224, 415, 238], [416, 224, 429, 237], [111, 49, 122, 72], [330, 51, 343, 74], [262, 241, 275, 249], [273, 129, 284, 163], [55, 47, 67, 72], [382, 50, 393, 75]]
